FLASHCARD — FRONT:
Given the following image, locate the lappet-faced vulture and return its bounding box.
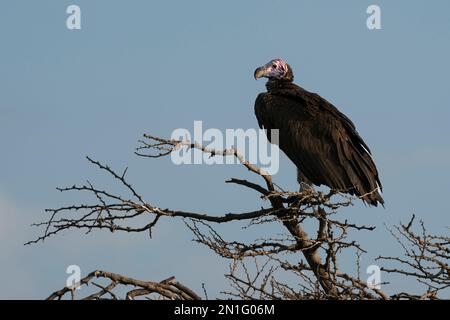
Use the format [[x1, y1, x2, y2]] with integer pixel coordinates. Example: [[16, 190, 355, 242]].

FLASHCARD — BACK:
[[254, 59, 384, 206]]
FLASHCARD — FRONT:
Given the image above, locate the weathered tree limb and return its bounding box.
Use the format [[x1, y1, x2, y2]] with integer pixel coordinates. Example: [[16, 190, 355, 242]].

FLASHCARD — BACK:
[[47, 270, 201, 300]]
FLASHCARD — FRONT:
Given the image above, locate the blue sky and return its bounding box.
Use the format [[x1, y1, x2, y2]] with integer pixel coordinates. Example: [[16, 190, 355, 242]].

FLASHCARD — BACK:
[[0, 0, 449, 298]]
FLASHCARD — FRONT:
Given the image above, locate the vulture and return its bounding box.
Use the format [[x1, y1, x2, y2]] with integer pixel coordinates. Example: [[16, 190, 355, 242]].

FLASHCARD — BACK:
[[254, 58, 384, 206]]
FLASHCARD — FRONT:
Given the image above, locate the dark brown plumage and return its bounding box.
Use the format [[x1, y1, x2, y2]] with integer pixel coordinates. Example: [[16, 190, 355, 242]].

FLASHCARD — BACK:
[[254, 59, 384, 206]]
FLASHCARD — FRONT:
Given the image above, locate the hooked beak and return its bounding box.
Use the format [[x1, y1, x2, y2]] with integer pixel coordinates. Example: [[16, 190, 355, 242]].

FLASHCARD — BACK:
[[254, 66, 266, 80]]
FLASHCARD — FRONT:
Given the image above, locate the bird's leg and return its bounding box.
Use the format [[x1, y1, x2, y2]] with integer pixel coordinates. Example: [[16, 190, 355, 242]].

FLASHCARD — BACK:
[[283, 182, 315, 207], [297, 168, 315, 192], [299, 181, 315, 192], [284, 170, 314, 206]]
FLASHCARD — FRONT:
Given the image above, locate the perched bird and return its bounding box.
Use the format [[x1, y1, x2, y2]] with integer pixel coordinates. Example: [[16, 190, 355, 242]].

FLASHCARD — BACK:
[[254, 58, 384, 206]]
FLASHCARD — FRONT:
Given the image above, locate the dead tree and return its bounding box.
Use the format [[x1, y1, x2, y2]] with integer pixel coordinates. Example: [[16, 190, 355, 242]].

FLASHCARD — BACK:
[[27, 134, 449, 300]]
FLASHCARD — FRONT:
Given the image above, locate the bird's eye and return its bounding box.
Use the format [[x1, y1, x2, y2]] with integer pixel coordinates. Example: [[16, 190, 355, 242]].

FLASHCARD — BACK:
[[272, 64, 277, 69]]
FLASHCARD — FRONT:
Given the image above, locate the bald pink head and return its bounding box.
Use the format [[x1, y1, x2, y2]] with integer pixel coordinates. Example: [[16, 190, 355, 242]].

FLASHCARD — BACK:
[[254, 58, 293, 81]]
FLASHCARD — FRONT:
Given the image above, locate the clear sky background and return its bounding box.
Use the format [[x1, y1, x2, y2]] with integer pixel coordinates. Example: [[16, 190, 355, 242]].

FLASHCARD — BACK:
[[0, 0, 449, 299]]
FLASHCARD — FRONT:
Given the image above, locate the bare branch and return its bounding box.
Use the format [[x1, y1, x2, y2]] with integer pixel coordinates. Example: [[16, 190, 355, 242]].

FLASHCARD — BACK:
[[377, 217, 450, 299], [47, 270, 201, 300]]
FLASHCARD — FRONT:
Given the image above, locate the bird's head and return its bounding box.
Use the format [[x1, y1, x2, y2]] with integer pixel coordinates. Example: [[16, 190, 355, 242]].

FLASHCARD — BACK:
[[254, 59, 293, 82]]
